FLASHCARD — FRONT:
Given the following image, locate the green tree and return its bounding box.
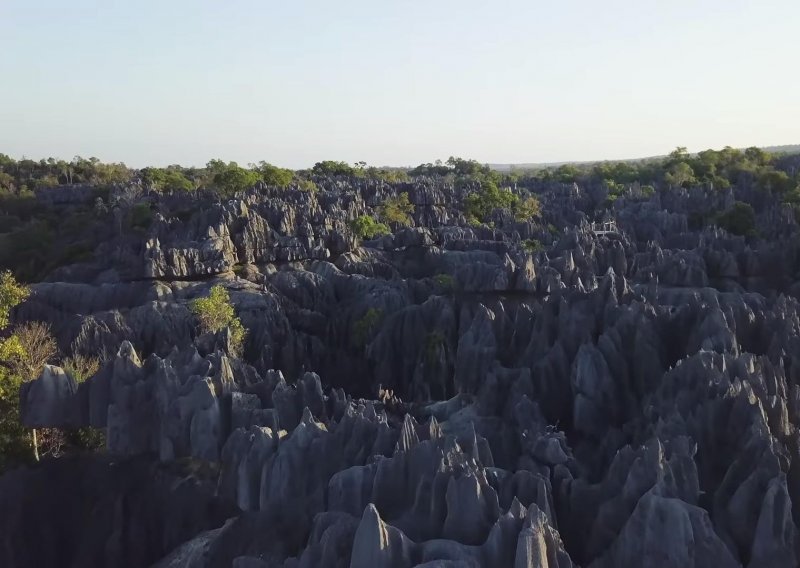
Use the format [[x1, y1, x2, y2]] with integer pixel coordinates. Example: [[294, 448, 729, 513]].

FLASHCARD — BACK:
[[744, 146, 771, 166], [464, 180, 519, 224], [190, 285, 246, 355], [0, 271, 28, 330], [8, 321, 58, 462], [312, 161, 356, 177], [554, 164, 581, 183], [255, 162, 294, 187], [522, 239, 543, 253], [758, 170, 793, 194], [63, 354, 105, 451], [446, 157, 491, 177], [0, 272, 30, 472], [63, 354, 100, 383], [380, 192, 415, 226], [129, 203, 153, 231], [513, 195, 541, 222], [163, 170, 193, 192], [433, 273, 454, 292], [664, 162, 697, 187], [297, 178, 318, 193], [366, 167, 410, 182], [350, 215, 390, 240], [353, 308, 383, 348], [0, 171, 15, 192], [668, 146, 690, 162], [141, 167, 167, 189], [715, 201, 756, 237], [142, 168, 193, 192], [210, 162, 261, 195]]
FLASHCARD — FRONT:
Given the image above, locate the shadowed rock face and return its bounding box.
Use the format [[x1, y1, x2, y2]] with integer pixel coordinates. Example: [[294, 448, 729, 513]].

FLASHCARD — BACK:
[[6, 177, 800, 567]]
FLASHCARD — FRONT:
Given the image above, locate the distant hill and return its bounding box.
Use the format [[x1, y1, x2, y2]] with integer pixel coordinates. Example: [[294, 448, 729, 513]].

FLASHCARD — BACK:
[[762, 144, 800, 155], [488, 144, 800, 172]]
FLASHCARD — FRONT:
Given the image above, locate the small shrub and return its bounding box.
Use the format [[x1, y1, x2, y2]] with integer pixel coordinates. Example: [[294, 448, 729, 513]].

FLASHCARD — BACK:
[[0, 271, 29, 329], [256, 162, 294, 188], [464, 180, 518, 223], [353, 308, 383, 348], [433, 273, 454, 292], [9, 321, 58, 380], [350, 215, 390, 240], [69, 427, 106, 452], [424, 330, 446, 364], [605, 179, 626, 202], [715, 201, 756, 237], [367, 168, 410, 183], [522, 239, 543, 253], [163, 170, 194, 192], [297, 179, 318, 193], [129, 203, 153, 231], [513, 196, 541, 222], [212, 162, 261, 196], [63, 354, 100, 383], [758, 170, 793, 194], [380, 192, 415, 226], [190, 285, 247, 355]]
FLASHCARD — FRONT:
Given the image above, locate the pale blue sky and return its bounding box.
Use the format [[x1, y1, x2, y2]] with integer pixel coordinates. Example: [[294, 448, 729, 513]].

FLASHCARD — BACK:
[[1, 0, 798, 168]]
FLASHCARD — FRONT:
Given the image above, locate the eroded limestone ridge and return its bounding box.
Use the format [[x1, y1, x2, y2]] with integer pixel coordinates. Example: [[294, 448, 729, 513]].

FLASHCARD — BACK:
[[6, 176, 800, 567]]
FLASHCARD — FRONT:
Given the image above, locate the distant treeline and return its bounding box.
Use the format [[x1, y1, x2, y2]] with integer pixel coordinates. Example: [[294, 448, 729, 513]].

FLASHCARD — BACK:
[[2, 146, 798, 198], [0, 146, 799, 282]]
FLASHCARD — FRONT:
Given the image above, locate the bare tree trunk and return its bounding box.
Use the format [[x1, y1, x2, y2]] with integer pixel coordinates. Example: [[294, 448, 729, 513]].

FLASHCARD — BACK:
[[32, 428, 40, 462]]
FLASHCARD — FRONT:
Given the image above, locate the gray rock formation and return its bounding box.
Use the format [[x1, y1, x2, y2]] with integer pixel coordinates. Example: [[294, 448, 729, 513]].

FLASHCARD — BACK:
[[6, 175, 800, 567]]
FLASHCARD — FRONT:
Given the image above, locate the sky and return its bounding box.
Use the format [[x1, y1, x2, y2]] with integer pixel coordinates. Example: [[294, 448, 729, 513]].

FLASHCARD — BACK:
[[1, 0, 798, 169]]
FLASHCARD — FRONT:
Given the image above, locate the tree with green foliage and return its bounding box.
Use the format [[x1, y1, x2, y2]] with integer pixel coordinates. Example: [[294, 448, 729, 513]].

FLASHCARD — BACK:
[[297, 178, 318, 193], [424, 330, 446, 365], [554, 164, 581, 183], [380, 192, 415, 226], [366, 167, 410, 183], [592, 161, 640, 185], [715, 201, 756, 237], [143, 168, 194, 192], [433, 273, 455, 292], [163, 170, 194, 192], [0, 271, 28, 330], [312, 161, 356, 177], [409, 160, 451, 177], [62, 354, 105, 451], [758, 170, 794, 194], [522, 239, 543, 253], [350, 215, 390, 240], [352, 308, 383, 348], [0, 272, 30, 471], [446, 157, 491, 177], [141, 167, 166, 189], [664, 162, 697, 188], [129, 203, 153, 231], [513, 195, 541, 222], [255, 162, 294, 187], [8, 321, 58, 461], [190, 285, 247, 355], [209, 161, 261, 196], [464, 180, 519, 224], [744, 146, 772, 166]]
